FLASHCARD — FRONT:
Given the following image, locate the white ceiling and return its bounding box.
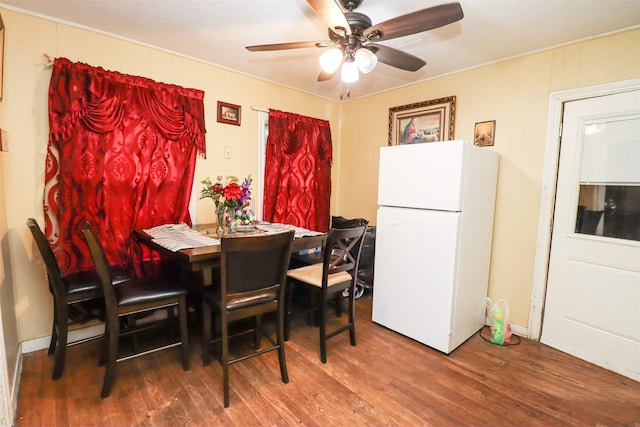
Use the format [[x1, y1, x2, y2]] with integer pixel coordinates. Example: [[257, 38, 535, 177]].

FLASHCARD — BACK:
[[2, 0, 639, 101]]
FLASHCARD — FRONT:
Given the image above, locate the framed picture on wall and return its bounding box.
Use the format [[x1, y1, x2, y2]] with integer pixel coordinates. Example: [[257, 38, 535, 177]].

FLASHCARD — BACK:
[[217, 101, 241, 126], [474, 120, 496, 147], [388, 96, 456, 146]]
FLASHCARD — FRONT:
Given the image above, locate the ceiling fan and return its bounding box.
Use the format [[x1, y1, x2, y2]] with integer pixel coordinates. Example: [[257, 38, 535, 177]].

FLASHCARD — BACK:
[[246, 0, 464, 84]]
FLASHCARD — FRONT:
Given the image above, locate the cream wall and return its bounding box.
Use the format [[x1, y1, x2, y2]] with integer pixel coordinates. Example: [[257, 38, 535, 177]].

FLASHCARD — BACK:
[[0, 8, 339, 343], [1, 5, 638, 344], [337, 29, 640, 328]]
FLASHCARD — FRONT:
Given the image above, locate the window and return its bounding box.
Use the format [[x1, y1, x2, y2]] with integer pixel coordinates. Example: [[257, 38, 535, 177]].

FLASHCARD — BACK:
[[256, 110, 269, 221], [575, 116, 640, 241]]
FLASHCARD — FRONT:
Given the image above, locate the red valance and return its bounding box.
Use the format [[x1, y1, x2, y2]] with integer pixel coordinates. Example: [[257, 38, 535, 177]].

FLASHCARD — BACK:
[[48, 58, 206, 155]]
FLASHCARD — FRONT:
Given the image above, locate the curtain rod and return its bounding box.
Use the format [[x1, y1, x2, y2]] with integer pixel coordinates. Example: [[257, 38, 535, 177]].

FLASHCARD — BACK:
[[250, 105, 269, 113], [43, 53, 54, 67]]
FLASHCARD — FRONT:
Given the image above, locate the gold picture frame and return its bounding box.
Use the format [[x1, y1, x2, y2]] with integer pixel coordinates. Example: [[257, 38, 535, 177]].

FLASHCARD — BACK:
[[474, 120, 496, 147], [388, 96, 456, 146]]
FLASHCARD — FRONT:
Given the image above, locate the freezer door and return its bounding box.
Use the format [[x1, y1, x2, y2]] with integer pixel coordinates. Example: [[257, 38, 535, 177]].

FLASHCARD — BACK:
[[377, 140, 466, 211], [372, 206, 461, 353]]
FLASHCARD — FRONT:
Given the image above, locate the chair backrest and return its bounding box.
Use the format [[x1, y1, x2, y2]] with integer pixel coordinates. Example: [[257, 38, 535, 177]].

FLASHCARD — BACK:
[[220, 231, 294, 305], [322, 224, 368, 286], [80, 222, 117, 309], [26, 218, 63, 295], [331, 216, 370, 262]]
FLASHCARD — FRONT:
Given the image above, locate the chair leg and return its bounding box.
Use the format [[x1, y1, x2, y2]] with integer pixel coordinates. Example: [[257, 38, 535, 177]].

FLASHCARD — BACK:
[[309, 303, 318, 327], [51, 302, 68, 380], [48, 309, 58, 355], [179, 297, 189, 371], [319, 292, 328, 364], [101, 321, 119, 398], [222, 315, 230, 408], [335, 294, 343, 317], [284, 281, 294, 341], [98, 331, 107, 367], [254, 315, 261, 349], [348, 292, 356, 347], [202, 300, 212, 366], [276, 308, 289, 384], [127, 315, 140, 353]]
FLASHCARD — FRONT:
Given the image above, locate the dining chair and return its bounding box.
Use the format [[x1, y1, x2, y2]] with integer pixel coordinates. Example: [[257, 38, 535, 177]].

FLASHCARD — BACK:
[[202, 230, 294, 408], [287, 217, 368, 319], [330, 216, 371, 303], [80, 222, 189, 398], [285, 224, 368, 363], [26, 218, 132, 380]]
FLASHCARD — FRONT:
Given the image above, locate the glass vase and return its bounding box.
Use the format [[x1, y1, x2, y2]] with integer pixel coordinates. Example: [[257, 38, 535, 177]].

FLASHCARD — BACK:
[[215, 210, 225, 237], [226, 207, 237, 233]]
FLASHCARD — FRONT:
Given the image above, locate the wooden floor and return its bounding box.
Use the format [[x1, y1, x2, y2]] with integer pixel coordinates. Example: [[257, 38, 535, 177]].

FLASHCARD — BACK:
[[15, 295, 640, 427]]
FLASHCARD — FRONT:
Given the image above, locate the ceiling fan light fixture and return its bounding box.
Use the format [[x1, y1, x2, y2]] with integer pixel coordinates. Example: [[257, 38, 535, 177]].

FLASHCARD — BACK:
[[355, 48, 377, 73], [319, 48, 343, 74], [341, 60, 359, 83]]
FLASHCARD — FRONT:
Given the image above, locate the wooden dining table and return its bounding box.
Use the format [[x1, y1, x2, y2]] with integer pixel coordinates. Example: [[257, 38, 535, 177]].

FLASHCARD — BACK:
[[133, 223, 327, 287]]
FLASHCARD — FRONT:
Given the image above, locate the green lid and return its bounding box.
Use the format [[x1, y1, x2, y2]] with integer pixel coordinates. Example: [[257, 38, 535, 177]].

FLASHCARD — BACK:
[[494, 308, 504, 321]]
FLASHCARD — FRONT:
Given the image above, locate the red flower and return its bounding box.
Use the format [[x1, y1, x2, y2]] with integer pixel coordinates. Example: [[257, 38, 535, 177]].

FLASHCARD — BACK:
[[223, 182, 242, 201]]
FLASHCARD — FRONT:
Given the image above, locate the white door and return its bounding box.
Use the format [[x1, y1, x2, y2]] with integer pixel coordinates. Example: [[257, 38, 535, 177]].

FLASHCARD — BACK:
[[541, 89, 640, 380]]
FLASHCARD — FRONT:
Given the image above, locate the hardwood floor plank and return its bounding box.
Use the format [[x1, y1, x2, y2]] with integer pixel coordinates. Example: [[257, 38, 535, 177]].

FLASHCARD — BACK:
[[15, 296, 640, 426]]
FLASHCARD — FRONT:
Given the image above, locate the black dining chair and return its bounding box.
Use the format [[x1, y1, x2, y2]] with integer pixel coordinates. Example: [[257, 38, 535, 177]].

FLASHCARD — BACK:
[[26, 218, 132, 380], [285, 224, 368, 363], [202, 230, 294, 408], [80, 221, 189, 398]]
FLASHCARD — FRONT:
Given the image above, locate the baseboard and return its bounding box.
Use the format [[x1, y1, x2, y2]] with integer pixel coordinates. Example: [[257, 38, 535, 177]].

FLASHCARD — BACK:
[[21, 308, 174, 354], [484, 317, 528, 338], [509, 322, 528, 338], [21, 323, 105, 354]]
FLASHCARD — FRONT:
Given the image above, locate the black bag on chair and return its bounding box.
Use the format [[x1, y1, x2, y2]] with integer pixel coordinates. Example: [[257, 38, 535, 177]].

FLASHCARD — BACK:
[[331, 216, 368, 229]]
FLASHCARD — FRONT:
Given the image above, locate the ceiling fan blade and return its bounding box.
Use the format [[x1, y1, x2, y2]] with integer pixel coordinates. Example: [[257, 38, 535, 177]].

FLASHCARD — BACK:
[[366, 43, 426, 72], [365, 2, 463, 42], [246, 41, 326, 52], [307, 0, 351, 35]]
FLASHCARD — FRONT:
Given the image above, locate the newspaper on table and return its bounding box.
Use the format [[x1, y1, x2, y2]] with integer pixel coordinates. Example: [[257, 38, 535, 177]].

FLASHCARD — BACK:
[[143, 222, 322, 252], [254, 222, 324, 238], [143, 223, 220, 252]]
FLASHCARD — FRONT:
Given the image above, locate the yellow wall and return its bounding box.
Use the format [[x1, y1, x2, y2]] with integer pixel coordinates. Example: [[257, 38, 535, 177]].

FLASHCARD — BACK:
[[337, 30, 640, 327], [0, 5, 638, 343], [0, 8, 338, 342]]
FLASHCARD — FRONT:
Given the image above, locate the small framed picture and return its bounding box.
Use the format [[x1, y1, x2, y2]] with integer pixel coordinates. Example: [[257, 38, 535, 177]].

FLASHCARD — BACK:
[[474, 120, 496, 147], [217, 101, 241, 126]]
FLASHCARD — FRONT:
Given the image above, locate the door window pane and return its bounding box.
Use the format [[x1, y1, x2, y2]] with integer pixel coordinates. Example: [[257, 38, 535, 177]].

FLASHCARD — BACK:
[[575, 115, 640, 241], [576, 185, 640, 241]]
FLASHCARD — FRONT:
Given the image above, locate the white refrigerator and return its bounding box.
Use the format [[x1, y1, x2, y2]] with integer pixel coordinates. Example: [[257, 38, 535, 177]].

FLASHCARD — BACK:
[[372, 140, 498, 354]]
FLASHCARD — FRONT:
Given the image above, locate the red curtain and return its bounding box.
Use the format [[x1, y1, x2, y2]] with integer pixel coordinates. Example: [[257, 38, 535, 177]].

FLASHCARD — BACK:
[[263, 109, 332, 232], [46, 58, 206, 275]]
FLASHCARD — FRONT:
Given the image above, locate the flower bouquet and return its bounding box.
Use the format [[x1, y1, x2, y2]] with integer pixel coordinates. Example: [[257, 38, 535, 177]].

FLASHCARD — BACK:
[[200, 175, 255, 233]]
